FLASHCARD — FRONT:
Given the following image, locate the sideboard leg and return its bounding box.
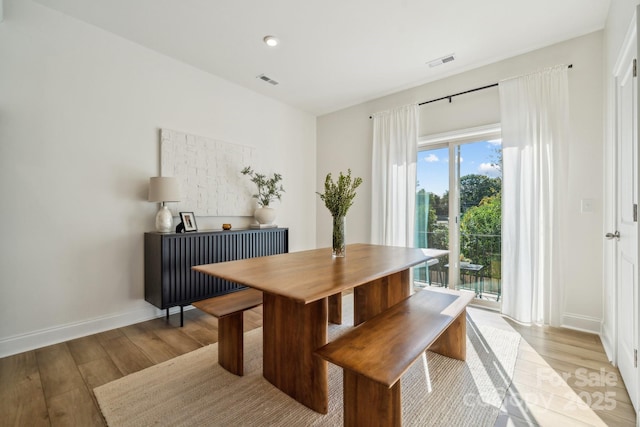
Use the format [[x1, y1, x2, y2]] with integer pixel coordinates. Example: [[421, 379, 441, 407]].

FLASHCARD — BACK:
[[180, 306, 184, 327]]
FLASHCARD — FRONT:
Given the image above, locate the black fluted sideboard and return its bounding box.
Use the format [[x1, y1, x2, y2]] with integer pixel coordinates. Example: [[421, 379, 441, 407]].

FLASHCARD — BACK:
[[144, 228, 289, 325]]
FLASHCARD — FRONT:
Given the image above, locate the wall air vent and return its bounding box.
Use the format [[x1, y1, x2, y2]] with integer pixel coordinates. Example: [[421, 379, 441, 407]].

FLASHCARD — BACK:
[[427, 54, 456, 68], [256, 74, 279, 85]]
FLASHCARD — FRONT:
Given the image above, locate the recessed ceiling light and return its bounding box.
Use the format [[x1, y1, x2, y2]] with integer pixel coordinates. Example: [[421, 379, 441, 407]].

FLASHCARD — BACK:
[[263, 35, 279, 47]]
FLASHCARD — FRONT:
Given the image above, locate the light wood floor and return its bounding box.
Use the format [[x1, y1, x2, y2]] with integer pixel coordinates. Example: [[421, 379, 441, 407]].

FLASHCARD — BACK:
[[0, 304, 636, 426], [470, 307, 637, 426]]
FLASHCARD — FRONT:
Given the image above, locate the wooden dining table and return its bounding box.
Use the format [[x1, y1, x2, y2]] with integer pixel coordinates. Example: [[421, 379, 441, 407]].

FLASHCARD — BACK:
[[192, 243, 431, 414]]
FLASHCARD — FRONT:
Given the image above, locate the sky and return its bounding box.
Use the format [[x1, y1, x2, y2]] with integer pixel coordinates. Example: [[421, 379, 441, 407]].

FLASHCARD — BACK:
[[417, 139, 502, 197]]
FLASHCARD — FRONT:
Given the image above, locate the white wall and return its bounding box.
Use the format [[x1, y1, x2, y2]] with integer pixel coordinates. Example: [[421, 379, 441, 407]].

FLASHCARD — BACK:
[[0, 0, 316, 357], [601, 0, 639, 360], [317, 32, 604, 333]]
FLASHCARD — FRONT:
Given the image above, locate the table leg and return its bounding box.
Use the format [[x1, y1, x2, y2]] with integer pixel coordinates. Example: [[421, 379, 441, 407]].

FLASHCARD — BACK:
[[262, 292, 328, 414], [328, 292, 342, 324], [353, 269, 410, 326], [474, 271, 479, 297]]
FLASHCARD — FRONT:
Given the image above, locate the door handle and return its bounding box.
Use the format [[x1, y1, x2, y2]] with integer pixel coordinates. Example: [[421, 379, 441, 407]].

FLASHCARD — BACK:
[[605, 231, 620, 240]]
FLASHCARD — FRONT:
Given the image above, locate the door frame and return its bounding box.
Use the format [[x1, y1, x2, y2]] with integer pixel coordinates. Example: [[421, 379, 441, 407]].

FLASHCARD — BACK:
[[604, 8, 639, 414]]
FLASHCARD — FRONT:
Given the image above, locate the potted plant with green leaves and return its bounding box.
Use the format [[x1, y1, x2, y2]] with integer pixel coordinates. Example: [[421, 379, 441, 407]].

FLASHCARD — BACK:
[[317, 169, 363, 257], [241, 166, 285, 225]]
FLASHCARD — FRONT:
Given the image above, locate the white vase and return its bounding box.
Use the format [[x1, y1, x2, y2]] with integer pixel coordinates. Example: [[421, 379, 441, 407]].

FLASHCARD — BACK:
[[254, 207, 277, 225], [155, 205, 174, 233]]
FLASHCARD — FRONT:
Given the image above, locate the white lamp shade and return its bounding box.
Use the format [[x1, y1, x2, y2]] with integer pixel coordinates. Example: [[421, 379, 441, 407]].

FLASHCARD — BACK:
[[148, 177, 181, 202]]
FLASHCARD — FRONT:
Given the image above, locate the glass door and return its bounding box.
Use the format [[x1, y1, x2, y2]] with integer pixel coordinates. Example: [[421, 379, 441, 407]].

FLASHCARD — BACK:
[[457, 140, 502, 304], [415, 131, 502, 307], [414, 146, 450, 287]]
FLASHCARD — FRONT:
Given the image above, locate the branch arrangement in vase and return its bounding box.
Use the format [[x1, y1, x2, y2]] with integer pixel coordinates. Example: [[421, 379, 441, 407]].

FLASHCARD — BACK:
[[317, 169, 363, 257], [241, 166, 285, 207], [316, 169, 363, 218]]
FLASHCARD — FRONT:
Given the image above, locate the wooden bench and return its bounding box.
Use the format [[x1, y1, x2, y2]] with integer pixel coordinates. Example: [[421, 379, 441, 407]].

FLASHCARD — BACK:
[[315, 288, 474, 426], [192, 288, 263, 376]]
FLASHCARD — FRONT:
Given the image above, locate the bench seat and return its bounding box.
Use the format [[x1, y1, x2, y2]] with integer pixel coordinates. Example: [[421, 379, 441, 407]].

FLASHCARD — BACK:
[[192, 288, 263, 376], [315, 288, 473, 426]]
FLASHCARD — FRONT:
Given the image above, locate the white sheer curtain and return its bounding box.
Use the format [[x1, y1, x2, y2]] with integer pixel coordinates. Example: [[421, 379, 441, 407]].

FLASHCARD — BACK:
[[499, 65, 569, 326], [371, 104, 418, 247]]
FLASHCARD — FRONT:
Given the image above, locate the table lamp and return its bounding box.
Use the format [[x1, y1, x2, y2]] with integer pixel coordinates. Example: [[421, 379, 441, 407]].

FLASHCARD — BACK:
[[148, 177, 181, 233]]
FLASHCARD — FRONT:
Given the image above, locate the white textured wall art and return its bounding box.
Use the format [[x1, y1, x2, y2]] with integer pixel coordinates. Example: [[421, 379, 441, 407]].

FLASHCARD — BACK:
[[160, 129, 255, 216]]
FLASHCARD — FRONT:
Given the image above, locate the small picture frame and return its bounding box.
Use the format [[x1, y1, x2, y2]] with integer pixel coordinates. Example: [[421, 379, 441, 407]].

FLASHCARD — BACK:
[[179, 212, 198, 232]]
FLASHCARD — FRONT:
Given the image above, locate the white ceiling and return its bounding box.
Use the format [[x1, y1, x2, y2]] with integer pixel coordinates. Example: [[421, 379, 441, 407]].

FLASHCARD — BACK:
[[35, 0, 611, 116]]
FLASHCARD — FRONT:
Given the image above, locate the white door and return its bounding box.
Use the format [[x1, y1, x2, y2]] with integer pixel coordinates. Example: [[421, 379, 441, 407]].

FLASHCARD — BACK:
[[613, 23, 638, 410]]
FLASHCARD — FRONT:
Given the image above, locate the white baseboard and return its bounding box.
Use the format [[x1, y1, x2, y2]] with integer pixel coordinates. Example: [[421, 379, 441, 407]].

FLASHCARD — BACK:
[[0, 304, 192, 358], [561, 312, 602, 335], [600, 324, 615, 363]]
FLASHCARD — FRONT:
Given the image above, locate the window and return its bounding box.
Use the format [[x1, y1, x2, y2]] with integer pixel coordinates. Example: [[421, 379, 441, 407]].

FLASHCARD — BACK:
[[414, 124, 502, 308]]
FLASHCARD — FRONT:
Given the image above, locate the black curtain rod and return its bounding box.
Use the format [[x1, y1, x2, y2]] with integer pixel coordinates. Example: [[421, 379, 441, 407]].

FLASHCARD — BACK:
[[369, 64, 573, 119], [418, 82, 498, 106]]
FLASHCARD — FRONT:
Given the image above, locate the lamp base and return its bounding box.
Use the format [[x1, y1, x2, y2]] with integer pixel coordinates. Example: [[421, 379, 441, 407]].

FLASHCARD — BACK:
[[155, 206, 173, 233]]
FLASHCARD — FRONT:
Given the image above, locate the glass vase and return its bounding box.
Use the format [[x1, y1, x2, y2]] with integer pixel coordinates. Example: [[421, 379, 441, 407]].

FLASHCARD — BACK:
[[332, 215, 346, 257]]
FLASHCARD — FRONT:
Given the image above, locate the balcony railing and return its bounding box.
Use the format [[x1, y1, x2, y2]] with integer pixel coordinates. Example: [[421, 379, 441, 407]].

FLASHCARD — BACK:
[[414, 231, 501, 301]]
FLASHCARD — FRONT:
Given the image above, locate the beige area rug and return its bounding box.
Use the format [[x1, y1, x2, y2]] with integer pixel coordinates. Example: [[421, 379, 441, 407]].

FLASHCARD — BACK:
[[95, 295, 520, 426]]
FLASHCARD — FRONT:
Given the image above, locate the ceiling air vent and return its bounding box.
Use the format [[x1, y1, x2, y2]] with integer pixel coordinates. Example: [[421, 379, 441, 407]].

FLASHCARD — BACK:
[[427, 54, 456, 68], [257, 74, 279, 86]]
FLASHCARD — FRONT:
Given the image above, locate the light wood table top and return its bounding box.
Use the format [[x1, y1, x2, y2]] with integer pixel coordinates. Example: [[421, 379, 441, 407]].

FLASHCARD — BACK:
[[192, 243, 430, 303]]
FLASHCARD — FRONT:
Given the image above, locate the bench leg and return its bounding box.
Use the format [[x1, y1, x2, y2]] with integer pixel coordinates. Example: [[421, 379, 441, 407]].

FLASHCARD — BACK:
[[429, 308, 467, 361], [218, 312, 244, 376], [343, 369, 401, 427]]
